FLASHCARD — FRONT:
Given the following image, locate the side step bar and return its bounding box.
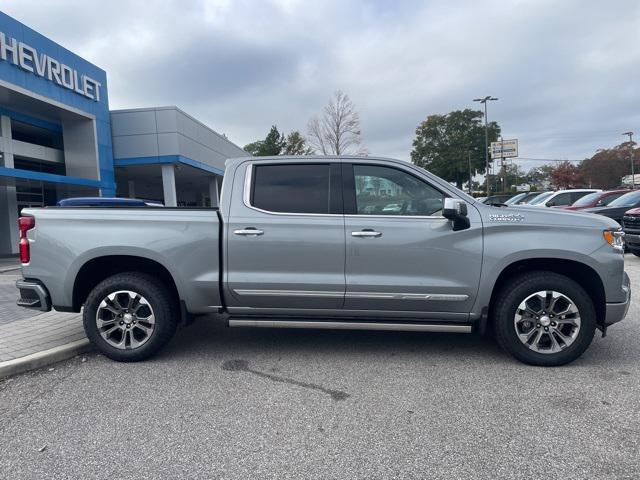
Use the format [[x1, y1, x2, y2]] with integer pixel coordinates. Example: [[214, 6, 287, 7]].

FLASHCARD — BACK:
[[228, 319, 472, 333]]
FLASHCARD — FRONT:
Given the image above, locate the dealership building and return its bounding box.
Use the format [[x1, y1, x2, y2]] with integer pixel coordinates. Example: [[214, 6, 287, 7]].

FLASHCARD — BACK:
[[0, 12, 247, 255]]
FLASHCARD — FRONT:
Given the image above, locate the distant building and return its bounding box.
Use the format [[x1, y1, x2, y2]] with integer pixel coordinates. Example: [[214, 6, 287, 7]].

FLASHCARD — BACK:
[[621, 174, 640, 187]]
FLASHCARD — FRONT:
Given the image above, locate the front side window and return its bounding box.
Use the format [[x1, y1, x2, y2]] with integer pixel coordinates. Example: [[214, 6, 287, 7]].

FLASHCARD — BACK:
[[352, 164, 444, 216], [251, 164, 331, 214], [599, 192, 626, 206]]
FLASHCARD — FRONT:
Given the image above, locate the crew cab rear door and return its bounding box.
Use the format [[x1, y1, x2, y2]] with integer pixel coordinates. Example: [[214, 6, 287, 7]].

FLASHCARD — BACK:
[[342, 161, 482, 318], [224, 160, 345, 314]]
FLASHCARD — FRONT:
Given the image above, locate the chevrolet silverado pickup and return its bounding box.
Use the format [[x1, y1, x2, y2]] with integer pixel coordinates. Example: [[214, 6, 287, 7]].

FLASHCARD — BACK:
[[16, 156, 631, 366]]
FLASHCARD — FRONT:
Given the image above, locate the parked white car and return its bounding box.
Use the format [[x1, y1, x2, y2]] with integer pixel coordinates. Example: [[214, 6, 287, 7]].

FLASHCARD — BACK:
[[528, 189, 600, 208]]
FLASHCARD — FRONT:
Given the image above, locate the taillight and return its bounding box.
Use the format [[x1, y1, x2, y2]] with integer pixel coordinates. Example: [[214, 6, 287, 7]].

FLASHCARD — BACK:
[[18, 216, 35, 264]]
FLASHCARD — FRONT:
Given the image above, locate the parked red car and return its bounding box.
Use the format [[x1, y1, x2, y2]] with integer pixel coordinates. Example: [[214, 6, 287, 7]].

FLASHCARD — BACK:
[[559, 189, 630, 210]]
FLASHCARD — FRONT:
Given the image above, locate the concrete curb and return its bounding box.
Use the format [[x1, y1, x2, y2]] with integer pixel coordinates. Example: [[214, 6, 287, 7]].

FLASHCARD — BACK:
[[0, 339, 93, 379]]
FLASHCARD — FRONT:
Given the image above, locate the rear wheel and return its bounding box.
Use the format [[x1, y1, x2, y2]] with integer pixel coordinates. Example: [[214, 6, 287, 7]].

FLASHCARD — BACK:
[[83, 272, 178, 362], [493, 271, 596, 366]]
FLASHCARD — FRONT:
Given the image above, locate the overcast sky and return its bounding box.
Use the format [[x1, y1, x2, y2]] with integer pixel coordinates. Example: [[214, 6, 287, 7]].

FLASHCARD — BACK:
[[1, 0, 639, 170]]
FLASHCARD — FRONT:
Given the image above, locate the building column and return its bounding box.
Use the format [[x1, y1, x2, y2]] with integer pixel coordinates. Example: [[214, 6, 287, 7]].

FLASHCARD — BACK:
[[208, 176, 219, 207], [161, 164, 177, 207], [127, 180, 135, 198], [0, 115, 19, 255]]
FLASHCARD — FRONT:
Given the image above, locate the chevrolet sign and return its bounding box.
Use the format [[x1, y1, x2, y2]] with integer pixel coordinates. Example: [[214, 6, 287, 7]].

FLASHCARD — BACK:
[[0, 31, 102, 102]]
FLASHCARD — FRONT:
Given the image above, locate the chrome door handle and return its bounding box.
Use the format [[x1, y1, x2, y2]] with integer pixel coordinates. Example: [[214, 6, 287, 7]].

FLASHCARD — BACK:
[[234, 228, 264, 236], [351, 230, 382, 238]]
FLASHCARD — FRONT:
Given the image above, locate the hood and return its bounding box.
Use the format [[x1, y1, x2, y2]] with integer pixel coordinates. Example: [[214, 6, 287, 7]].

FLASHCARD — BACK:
[[581, 206, 629, 218], [625, 207, 640, 216], [478, 203, 620, 229]]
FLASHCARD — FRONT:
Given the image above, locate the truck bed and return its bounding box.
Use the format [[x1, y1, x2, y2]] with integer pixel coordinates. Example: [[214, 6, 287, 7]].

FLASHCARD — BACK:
[[20, 207, 222, 315]]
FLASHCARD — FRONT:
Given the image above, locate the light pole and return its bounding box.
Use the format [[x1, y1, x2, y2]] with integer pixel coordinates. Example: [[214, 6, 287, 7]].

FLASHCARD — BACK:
[[623, 131, 635, 189], [473, 96, 498, 194]]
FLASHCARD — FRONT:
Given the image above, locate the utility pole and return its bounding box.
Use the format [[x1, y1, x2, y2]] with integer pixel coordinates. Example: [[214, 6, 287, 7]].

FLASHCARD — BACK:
[[467, 150, 473, 194], [473, 96, 498, 195], [623, 131, 635, 189], [500, 137, 506, 193]]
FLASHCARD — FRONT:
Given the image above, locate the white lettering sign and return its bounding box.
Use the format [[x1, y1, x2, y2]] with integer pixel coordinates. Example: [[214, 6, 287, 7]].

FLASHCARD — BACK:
[[0, 31, 102, 102]]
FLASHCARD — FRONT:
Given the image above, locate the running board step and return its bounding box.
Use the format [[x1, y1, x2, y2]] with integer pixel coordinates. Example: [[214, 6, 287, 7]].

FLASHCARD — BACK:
[[228, 319, 472, 333]]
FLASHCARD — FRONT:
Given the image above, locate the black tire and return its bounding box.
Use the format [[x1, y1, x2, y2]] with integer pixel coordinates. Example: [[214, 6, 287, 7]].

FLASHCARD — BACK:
[[83, 272, 178, 362], [629, 248, 640, 258], [493, 271, 596, 366]]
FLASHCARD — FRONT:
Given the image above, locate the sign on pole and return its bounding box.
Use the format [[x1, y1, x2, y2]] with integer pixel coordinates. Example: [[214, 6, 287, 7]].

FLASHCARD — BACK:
[[490, 139, 518, 159]]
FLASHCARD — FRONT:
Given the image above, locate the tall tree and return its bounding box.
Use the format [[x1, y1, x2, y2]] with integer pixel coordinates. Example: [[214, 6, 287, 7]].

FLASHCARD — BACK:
[[525, 165, 554, 188], [243, 125, 285, 156], [579, 144, 639, 188], [284, 130, 314, 155], [550, 161, 583, 189], [307, 90, 364, 155], [410, 109, 500, 189]]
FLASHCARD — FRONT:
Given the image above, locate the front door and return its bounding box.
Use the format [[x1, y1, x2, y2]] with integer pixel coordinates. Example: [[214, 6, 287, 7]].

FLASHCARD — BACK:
[[225, 161, 345, 314], [342, 162, 482, 319]]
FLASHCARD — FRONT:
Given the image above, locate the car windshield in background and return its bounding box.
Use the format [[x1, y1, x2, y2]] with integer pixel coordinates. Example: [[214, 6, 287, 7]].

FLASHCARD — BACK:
[[528, 191, 554, 205], [608, 190, 640, 207], [570, 191, 602, 207], [504, 193, 527, 205]]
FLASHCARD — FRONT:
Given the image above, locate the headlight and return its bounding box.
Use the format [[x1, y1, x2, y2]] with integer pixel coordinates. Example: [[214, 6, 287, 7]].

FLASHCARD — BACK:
[[603, 229, 625, 252]]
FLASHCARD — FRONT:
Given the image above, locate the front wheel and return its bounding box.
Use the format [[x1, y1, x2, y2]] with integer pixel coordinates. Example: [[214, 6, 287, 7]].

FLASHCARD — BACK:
[[493, 271, 596, 366], [83, 272, 178, 362]]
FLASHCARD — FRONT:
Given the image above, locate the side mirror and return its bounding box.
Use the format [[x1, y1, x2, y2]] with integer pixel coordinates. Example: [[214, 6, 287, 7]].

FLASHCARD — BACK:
[[443, 198, 470, 231]]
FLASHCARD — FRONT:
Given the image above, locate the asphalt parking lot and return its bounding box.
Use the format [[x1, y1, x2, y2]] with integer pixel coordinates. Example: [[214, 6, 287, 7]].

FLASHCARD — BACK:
[[1, 258, 639, 479]]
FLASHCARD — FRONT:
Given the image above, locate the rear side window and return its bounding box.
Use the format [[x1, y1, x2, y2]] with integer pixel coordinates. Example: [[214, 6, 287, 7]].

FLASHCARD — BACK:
[[570, 191, 592, 203], [251, 164, 332, 214], [548, 192, 572, 206]]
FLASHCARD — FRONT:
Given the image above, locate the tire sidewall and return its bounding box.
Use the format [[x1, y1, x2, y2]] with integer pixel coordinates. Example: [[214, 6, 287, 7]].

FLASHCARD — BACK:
[[494, 272, 596, 366], [83, 273, 176, 361]]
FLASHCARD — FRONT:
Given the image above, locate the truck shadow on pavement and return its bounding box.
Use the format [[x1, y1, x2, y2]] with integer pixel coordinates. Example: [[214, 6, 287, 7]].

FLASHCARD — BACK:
[[163, 315, 638, 369], [166, 316, 508, 363]]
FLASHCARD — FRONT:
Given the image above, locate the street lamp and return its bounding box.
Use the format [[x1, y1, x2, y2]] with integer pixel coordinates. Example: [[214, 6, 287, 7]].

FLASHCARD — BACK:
[[623, 131, 635, 189], [473, 96, 498, 194]]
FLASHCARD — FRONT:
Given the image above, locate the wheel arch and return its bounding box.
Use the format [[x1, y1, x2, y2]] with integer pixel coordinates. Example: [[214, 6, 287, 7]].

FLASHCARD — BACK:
[[488, 258, 606, 328], [72, 255, 181, 314]]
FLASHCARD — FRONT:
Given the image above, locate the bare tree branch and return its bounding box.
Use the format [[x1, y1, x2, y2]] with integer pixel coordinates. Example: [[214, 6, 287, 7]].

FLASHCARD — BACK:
[[307, 90, 364, 155]]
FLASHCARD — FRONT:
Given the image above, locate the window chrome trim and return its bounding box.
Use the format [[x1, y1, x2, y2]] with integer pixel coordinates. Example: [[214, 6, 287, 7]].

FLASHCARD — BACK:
[[242, 162, 342, 217], [242, 161, 452, 219], [344, 214, 447, 220], [234, 288, 468, 301]]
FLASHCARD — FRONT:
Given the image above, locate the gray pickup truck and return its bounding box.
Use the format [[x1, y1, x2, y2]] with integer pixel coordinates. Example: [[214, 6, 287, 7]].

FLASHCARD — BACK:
[[16, 156, 630, 366]]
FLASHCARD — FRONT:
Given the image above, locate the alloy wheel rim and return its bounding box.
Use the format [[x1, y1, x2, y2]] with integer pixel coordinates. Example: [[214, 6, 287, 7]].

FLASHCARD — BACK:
[[513, 290, 581, 354], [96, 290, 155, 350]]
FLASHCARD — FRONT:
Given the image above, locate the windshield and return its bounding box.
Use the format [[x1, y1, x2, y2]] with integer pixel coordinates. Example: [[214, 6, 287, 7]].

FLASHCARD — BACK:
[[411, 164, 477, 203], [504, 193, 526, 205], [608, 190, 640, 207], [571, 191, 601, 207], [529, 191, 554, 205]]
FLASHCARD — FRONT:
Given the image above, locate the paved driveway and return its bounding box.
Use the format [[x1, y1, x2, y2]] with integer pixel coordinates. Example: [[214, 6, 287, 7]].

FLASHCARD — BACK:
[[1, 258, 639, 479], [0, 272, 40, 325]]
